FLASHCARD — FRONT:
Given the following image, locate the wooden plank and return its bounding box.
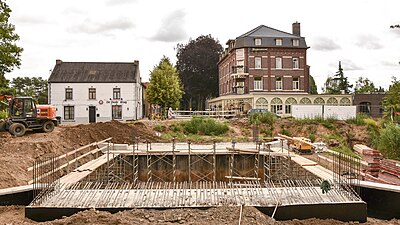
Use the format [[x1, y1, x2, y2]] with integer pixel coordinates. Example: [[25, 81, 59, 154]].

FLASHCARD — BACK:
[[225, 176, 261, 181], [27, 138, 112, 171]]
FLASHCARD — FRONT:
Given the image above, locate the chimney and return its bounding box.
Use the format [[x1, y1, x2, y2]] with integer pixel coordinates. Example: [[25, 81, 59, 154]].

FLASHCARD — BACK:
[[292, 22, 300, 36], [56, 59, 62, 65]]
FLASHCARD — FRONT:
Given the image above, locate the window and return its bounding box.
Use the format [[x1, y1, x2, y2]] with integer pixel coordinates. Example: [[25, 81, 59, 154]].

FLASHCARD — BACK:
[[292, 58, 299, 69], [359, 102, 371, 115], [255, 57, 262, 69], [113, 88, 121, 99], [276, 77, 282, 90], [300, 97, 312, 104], [275, 38, 282, 46], [255, 98, 268, 109], [271, 97, 283, 114], [65, 88, 73, 100], [112, 105, 122, 119], [275, 57, 282, 69], [89, 88, 96, 100], [292, 39, 299, 46], [64, 106, 74, 120], [254, 77, 262, 90], [285, 97, 297, 114], [293, 77, 299, 90], [254, 38, 262, 46]]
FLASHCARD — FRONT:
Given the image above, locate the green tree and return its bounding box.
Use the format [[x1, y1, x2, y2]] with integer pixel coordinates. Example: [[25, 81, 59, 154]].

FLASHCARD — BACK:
[[176, 35, 223, 110], [383, 77, 400, 121], [377, 124, 400, 160], [12, 77, 48, 104], [0, 0, 23, 93], [323, 61, 353, 94], [354, 76, 377, 93], [146, 56, 184, 116], [309, 75, 318, 94]]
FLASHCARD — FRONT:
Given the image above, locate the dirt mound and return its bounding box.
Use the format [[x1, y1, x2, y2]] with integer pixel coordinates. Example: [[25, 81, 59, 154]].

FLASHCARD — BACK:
[[62, 121, 159, 146], [0, 121, 159, 188], [37, 206, 275, 225]]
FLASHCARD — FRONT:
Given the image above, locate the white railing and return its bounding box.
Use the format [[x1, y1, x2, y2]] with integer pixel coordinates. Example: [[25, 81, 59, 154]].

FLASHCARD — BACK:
[[171, 110, 237, 119]]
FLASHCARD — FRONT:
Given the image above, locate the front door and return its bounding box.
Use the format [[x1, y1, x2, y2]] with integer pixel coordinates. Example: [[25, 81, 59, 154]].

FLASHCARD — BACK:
[[89, 106, 96, 123]]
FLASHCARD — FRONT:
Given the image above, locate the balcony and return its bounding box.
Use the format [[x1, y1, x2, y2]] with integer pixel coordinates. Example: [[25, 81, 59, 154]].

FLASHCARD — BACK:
[[232, 86, 248, 95], [230, 66, 249, 78]]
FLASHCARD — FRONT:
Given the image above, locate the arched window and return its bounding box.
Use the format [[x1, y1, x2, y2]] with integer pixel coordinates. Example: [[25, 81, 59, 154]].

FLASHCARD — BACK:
[[285, 97, 297, 114], [314, 97, 325, 105], [359, 102, 371, 115], [300, 97, 311, 104], [255, 97, 268, 109], [271, 97, 283, 114], [340, 97, 351, 106], [327, 97, 338, 105]]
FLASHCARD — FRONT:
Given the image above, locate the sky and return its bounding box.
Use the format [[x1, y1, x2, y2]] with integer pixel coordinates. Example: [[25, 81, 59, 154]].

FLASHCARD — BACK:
[[5, 0, 400, 92]]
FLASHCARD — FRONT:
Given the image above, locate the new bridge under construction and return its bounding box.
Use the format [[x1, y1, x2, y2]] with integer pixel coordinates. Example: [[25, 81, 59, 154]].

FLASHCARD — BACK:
[[26, 138, 366, 222]]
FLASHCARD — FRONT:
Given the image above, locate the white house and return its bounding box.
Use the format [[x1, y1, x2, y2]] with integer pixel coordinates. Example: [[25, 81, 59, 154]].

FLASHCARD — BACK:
[[48, 60, 143, 124]]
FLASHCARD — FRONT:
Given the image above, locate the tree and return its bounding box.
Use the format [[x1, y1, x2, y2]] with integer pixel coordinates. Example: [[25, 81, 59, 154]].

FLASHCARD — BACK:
[[176, 35, 223, 110], [323, 61, 353, 94], [11, 77, 48, 104], [354, 76, 377, 93], [0, 0, 23, 92], [146, 56, 184, 116], [383, 76, 400, 121], [309, 75, 318, 94]]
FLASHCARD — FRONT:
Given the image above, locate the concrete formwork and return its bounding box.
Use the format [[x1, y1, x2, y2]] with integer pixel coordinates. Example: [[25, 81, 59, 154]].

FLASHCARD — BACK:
[[25, 141, 367, 222]]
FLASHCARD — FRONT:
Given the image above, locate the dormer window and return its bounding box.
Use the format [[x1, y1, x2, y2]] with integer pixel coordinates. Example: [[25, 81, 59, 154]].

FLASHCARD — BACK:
[[292, 39, 299, 46], [275, 38, 282, 46], [254, 38, 262, 46]]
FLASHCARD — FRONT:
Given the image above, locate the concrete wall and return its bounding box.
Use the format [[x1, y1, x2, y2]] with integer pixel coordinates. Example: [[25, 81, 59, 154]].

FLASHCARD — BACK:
[[49, 82, 143, 124]]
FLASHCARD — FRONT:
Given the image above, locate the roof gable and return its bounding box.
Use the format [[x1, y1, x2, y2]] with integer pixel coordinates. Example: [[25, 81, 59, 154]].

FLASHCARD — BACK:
[[48, 61, 139, 83], [239, 25, 299, 38]]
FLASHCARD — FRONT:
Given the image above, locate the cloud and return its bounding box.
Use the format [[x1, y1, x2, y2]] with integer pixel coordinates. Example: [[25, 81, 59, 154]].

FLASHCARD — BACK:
[[328, 59, 362, 71], [13, 15, 48, 25], [381, 60, 400, 68], [355, 34, 383, 49], [106, 0, 136, 6], [311, 37, 341, 51], [342, 60, 363, 71], [149, 9, 187, 42], [68, 17, 135, 35]]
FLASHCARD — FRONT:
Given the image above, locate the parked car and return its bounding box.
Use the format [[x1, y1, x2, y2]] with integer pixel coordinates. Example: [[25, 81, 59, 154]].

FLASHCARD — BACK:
[[247, 108, 268, 115]]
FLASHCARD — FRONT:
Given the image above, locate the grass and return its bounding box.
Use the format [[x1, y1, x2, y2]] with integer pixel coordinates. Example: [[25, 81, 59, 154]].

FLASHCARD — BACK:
[[0, 110, 7, 119], [345, 113, 370, 125], [295, 116, 336, 129]]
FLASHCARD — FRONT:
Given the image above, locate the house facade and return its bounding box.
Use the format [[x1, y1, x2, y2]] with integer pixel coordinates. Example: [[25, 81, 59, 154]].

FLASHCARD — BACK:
[[208, 22, 353, 115], [48, 60, 143, 124]]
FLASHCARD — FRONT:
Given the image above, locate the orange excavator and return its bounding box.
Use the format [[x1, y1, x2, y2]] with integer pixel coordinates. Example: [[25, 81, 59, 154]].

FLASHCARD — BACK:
[[0, 96, 58, 137]]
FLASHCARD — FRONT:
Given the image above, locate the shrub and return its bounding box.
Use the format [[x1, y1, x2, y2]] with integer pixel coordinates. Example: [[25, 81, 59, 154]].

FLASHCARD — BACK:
[[169, 123, 183, 132], [281, 128, 291, 136], [249, 112, 277, 126], [154, 124, 167, 132], [0, 110, 7, 119], [377, 124, 400, 160], [346, 113, 369, 125], [182, 117, 229, 136], [309, 133, 316, 142]]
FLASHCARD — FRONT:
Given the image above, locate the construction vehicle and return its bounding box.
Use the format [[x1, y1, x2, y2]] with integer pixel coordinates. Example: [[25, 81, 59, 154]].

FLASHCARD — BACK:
[[0, 96, 58, 137], [291, 137, 313, 154], [278, 134, 314, 154]]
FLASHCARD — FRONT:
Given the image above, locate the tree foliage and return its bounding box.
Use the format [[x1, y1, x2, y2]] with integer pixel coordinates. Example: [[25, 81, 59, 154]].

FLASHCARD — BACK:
[[323, 61, 353, 94], [354, 76, 377, 93], [12, 77, 48, 104], [377, 124, 400, 160], [309, 75, 318, 94], [146, 56, 184, 114], [176, 35, 223, 110], [0, 0, 23, 88], [383, 76, 400, 121]]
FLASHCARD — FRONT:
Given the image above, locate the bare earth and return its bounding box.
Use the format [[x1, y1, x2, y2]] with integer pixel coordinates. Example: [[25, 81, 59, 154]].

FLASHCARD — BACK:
[[0, 119, 398, 224]]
